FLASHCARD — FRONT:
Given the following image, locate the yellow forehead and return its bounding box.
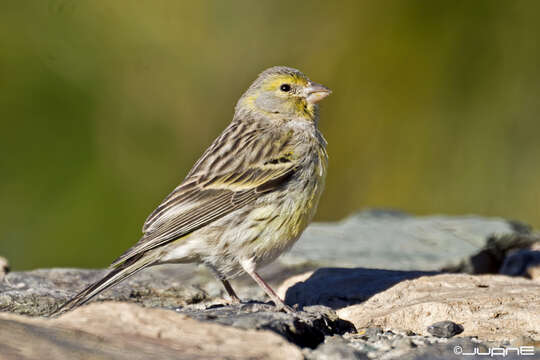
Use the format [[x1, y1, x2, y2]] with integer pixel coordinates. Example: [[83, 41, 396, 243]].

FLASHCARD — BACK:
[[263, 74, 309, 90]]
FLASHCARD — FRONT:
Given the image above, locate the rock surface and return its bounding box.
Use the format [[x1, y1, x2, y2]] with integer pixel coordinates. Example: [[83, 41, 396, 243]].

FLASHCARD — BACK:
[[305, 330, 517, 360], [427, 321, 464, 338], [444, 233, 540, 275], [0, 266, 208, 316], [1, 211, 539, 359], [177, 303, 355, 349], [285, 210, 529, 270], [0, 302, 303, 360], [336, 273, 540, 342], [0, 262, 312, 317], [499, 241, 540, 280]]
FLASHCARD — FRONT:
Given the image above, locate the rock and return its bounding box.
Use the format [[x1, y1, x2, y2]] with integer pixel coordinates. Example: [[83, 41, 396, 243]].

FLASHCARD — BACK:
[[0, 266, 210, 316], [427, 321, 464, 338], [0, 267, 357, 349], [280, 268, 438, 309], [396, 338, 497, 360], [528, 264, 540, 281], [0, 262, 318, 317], [277, 271, 313, 299], [362, 326, 383, 342], [1, 211, 538, 359], [500, 248, 540, 280], [342, 329, 498, 360], [443, 233, 540, 275], [337, 273, 540, 342], [176, 302, 355, 349], [305, 336, 369, 360], [1, 211, 532, 317], [0, 302, 303, 360], [285, 210, 529, 271]]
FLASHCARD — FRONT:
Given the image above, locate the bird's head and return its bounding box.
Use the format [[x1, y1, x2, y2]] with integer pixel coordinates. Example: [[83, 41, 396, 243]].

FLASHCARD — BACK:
[[236, 66, 331, 121]]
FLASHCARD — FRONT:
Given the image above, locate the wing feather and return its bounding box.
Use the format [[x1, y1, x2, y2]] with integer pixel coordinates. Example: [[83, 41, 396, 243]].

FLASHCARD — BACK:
[[111, 121, 296, 267]]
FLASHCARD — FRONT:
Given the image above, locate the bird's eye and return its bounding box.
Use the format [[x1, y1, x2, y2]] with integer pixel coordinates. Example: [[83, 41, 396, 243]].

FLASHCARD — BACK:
[[280, 84, 291, 92]]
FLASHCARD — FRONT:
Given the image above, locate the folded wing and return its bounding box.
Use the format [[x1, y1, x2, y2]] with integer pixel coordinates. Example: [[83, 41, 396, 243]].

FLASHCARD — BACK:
[[111, 121, 297, 267]]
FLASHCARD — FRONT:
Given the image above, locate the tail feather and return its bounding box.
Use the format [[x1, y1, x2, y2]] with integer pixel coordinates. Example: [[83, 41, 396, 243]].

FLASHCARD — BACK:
[[50, 251, 160, 317]]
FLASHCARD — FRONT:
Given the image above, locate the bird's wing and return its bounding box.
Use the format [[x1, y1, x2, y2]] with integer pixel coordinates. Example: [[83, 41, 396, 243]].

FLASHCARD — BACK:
[[111, 121, 297, 267]]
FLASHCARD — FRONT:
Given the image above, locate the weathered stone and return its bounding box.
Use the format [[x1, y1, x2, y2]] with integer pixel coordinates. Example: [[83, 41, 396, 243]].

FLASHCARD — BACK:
[[337, 274, 540, 342], [0, 302, 303, 360], [342, 329, 499, 360], [0, 266, 210, 316], [528, 264, 540, 281], [444, 233, 540, 275], [527, 242, 540, 280], [176, 302, 355, 349], [0, 261, 318, 317], [285, 210, 528, 271], [305, 336, 368, 360], [362, 327, 384, 342], [427, 321, 464, 338], [1, 212, 538, 359], [500, 248, 540, 280], [396, 339, 499, 360]]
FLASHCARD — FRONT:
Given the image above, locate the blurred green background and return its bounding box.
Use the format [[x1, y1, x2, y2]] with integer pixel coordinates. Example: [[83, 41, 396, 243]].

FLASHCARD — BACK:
[[1, 1, 539, 270]]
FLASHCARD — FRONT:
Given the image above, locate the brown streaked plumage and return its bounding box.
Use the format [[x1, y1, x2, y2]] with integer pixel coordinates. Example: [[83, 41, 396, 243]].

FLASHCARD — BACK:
[[52, 66, 331, 316]]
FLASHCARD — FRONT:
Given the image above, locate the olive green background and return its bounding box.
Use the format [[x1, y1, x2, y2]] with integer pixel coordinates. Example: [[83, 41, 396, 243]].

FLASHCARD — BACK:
[[2, 1, 539, 270]]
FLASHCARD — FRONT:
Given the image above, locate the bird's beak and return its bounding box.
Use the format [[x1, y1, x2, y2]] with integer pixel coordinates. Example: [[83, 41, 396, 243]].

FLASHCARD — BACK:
[[305, 82, 332, 104]]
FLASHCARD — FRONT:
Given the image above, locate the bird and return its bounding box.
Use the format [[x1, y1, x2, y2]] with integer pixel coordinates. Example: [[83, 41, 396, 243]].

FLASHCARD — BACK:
[[52, 66, 331, 316]]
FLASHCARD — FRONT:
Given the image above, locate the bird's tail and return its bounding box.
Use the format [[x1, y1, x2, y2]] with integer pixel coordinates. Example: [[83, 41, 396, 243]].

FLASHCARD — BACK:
[[50, 250, 160, 317]]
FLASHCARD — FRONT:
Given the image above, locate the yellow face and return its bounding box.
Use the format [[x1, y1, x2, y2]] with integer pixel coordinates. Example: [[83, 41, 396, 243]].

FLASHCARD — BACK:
[[263, 74, 310, 93], [263, 74, 313, 117], [239, 67, 331, 120]]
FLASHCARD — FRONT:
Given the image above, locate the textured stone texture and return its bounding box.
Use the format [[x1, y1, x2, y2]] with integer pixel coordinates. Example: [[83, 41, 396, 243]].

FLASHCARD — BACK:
[[1, 211, 539, 359], [336, 273, 540, 342], [0, 261, 318, 317], [0, 266, 209, 316], [427, 321, 464, 338], [499, 241, 540, 280], [177, 303, 355, 349], [0, 302, 303, 360], [285, 210, 529, 270], [444, 233, 540, 275], [304, 335, 369, 360], [308, 331, 505, 360]]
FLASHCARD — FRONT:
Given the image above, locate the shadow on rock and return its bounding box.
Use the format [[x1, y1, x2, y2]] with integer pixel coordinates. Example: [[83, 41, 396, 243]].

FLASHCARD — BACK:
[[284, 267, 439, 310]]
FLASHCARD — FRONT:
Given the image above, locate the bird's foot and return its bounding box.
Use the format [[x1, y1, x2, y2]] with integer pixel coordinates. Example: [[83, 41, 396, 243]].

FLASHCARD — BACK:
[[278, 303, 296, 314]]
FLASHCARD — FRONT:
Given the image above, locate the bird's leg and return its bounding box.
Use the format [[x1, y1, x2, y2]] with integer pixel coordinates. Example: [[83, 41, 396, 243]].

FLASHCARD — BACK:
[[207, 264, 241, 303], [240, 260, 295, 313], [220, 279, 241, 303]]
